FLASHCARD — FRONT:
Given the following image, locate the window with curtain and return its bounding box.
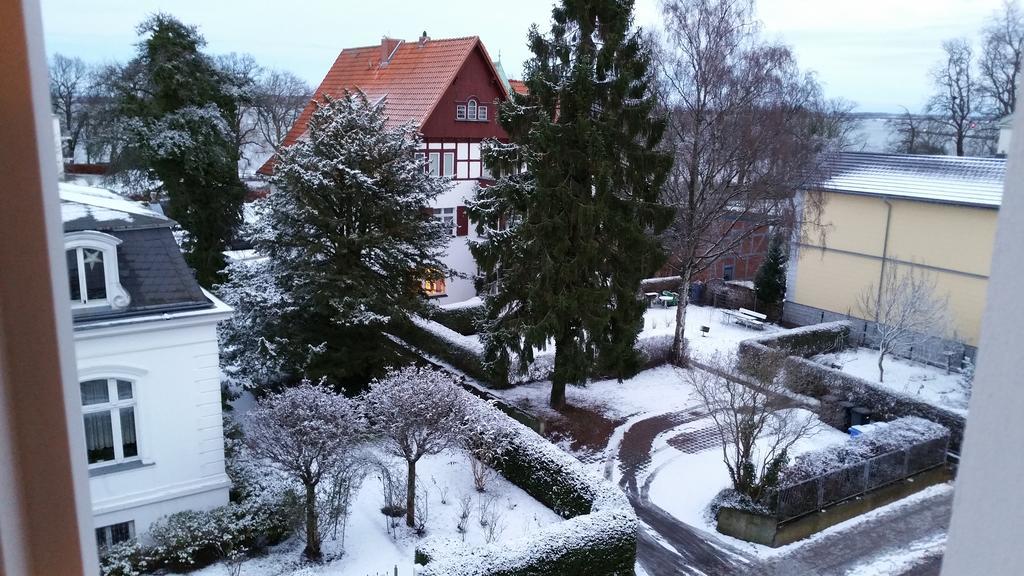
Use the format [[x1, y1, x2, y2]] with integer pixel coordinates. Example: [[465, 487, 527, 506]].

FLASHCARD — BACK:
[[80, 378, 138, 466]]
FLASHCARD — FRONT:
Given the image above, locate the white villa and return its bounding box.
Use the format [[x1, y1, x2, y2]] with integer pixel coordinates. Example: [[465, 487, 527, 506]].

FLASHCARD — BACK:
[[61, 183, 232, 547]]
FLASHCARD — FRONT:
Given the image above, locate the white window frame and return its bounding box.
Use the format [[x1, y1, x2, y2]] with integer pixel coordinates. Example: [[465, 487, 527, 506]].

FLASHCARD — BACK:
[[467, 99, 478, 121], [81, 377, 140, 469], [428, 152, 441, 177], [456, 104, 467, 120], [95, 521, 135, 549], [64, 230, 130, 310], [433, 207, 456, 236], [442, 152, 455, 177], [414, 151, 426, 174], [478, 105, 488, 121]]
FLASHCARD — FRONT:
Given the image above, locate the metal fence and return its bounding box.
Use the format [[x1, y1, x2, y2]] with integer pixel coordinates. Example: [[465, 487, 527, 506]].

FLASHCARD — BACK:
[[774, 435, 949, 522]]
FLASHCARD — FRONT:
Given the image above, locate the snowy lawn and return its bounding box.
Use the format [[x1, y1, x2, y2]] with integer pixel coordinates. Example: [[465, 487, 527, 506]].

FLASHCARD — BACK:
[[814, 347, 970, 415], [641, 303, 781, 357], [643, 408, 851, 550], [171, 448, 561, 576]]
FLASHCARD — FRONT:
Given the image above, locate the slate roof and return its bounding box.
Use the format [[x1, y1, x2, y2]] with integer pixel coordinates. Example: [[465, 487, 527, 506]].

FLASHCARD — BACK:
[[258, 36, 506, 175], [811, 152, 1006, 208], [60, 183, 212, 321], [61, 183, 172, 231]]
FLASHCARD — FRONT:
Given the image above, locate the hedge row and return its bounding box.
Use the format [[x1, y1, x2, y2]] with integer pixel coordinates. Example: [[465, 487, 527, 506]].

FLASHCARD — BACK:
[[737, 321, 966, 453], [427, 299, 486, 336], [415, 392, 636, 576], [394, 314, 675, 389]]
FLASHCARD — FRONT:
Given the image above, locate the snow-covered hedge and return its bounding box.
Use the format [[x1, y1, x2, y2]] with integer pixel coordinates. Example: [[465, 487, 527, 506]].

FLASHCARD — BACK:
[[394, 314, 674, 389], [738, 322, 966, 452], [737, 320, 851, 376], [428, 298, 486, 336], [415, 392, 636, 576], [389, 316, 494, 384], [780, 417, 949, 486]]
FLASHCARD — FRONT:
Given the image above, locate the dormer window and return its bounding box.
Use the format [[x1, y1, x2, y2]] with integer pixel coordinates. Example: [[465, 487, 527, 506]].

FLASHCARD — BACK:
[[457, 98, 488, 122], [65, 231, 130, 311]]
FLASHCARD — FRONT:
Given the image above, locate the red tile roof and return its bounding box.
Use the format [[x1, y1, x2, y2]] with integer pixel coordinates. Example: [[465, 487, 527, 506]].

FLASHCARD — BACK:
[[508, 79, 528, 95], [259, 36, 505, 175]]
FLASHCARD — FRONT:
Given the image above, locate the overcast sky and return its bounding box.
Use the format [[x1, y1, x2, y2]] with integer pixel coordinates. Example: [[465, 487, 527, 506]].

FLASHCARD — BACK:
[[40, 0, 1004, 113]]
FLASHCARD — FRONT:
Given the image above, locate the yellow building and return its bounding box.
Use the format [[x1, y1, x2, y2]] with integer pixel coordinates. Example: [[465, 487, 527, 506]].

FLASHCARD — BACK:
[[786, 152, 1005, 357]]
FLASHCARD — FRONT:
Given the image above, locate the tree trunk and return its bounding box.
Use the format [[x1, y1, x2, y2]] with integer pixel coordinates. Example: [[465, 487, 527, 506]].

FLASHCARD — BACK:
[[303, 480, 321, 561], [671, 267, 693, 366], [550, 327, 578, 410], [406, 458, 417, 528], [878, 349, 886, 383]]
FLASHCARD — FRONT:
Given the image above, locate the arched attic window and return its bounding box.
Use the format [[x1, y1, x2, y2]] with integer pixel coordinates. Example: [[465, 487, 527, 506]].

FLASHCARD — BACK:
[[65, 230, 130, 311]]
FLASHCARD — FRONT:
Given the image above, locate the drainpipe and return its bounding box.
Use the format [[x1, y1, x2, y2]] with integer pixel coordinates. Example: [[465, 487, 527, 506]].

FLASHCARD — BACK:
[[875, 199, 893, 321]]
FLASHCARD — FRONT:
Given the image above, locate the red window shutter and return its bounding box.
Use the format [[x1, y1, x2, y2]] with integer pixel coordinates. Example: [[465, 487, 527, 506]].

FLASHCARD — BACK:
[[456, 206, 469, 236]]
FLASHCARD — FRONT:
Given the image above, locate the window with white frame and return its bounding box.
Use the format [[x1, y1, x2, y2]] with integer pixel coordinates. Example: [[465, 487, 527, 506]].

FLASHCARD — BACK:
[[456, 104, 467, 120], [428, 152, 440, 176], [467, 98, 478, 121], [81, 378, 139, 466], [65, 230, 130, 310], [414, 151, 426, 173], [443, 152, 455, 177], [433, 207, 456, 236], [95, 521, 135, 549], [477, 105, 488, 121]]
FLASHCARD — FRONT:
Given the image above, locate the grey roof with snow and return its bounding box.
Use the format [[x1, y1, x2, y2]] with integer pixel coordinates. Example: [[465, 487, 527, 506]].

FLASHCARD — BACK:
[[61, 183, 173, 232], [60, 183, 212, 321], [810, 152, 1006, 208]]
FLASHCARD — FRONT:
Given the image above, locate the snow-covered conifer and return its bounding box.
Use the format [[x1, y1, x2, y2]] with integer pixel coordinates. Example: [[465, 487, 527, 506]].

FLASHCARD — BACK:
[[468, 0, 673, 409], [220, 93, 449, 392]]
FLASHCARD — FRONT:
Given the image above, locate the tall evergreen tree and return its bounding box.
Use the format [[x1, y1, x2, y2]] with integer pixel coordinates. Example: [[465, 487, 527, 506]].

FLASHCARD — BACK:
[[113, 13, 246, 286], [469, 0, 672, 409], [218, 94, 449, 394], [754, 234, 788, 313]]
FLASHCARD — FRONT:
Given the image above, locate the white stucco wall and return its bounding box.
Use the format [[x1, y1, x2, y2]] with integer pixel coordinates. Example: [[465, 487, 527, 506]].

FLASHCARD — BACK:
[[73, 307, 231, 536], [431, 179, 483, 303]]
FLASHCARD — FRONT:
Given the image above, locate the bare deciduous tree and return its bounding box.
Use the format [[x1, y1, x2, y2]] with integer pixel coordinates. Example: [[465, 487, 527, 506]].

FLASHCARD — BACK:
[[49, 53, 93, 160], [929, 38, 979, 157], [254, 69, 312, 150], [979, 0, 1024, 117], [887, 107, 948, 155], [859, 265, 950, 383], [656, 0, 849, 366], [687, 353, 817, 503], [246, 381, 366, 561], [362, 366, 469, 528]]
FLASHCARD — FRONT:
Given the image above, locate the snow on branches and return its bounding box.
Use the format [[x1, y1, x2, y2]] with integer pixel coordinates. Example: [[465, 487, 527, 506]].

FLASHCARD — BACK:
[[362, 366, 471, 527]]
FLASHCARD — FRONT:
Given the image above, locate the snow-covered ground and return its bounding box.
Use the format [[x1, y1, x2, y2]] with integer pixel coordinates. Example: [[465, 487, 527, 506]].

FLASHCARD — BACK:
[[643, 409, 851, 546], [814, 347, 970, 415], [172, 448, 561, 576], [641, 304, 780, 357], [498, 365, 694, 421], [843, 532, 946, 576]]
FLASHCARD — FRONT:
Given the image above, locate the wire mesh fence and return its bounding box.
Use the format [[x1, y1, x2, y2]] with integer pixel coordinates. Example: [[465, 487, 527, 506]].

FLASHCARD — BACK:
[[774, 435, 949, 521]]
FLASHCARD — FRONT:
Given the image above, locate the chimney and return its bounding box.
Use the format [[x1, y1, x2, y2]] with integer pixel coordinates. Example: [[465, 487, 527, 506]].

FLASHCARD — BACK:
[[380, 36, 401, 66], [418, 31, 430, 47]]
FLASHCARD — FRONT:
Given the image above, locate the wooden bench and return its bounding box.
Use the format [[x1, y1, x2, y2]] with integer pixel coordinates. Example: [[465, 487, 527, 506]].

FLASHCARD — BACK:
[[723, 307, 767, 330]]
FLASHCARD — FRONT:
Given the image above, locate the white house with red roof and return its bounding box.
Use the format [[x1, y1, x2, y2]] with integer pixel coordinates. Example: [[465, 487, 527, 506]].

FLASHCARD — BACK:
[[259, 33, 516, 303]]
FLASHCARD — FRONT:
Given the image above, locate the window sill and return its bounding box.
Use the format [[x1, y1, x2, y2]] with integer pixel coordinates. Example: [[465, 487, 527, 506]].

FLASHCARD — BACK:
[[89, 460, 153, 478]]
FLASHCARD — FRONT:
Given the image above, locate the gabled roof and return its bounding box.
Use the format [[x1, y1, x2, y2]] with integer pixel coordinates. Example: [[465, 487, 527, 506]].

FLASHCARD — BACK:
[[259, 36, 508, 175], [508, 79, 528, 95], [811, 152, 1006, 208], [60, 183, 173, 232]]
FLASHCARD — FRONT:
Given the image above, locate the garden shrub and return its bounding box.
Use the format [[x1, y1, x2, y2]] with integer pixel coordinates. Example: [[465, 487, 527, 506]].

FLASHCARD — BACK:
[[427, 300, 486, 336], [415, 391, 636, 576]]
